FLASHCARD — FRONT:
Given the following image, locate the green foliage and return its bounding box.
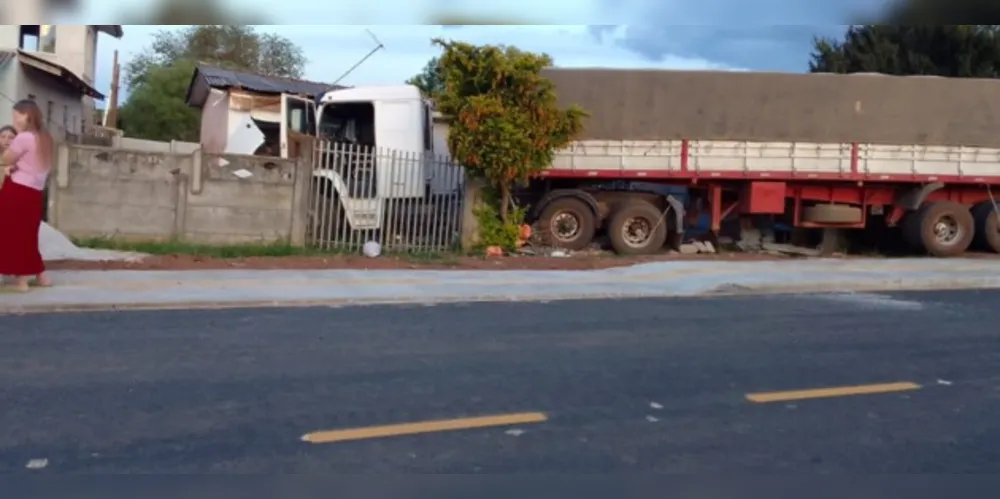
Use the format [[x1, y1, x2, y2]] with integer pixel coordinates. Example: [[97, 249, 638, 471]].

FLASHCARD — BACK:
[[878, 2, 1000, 25], [406, 57, 445, 98], [473, 188, 527, 251], [810, 25, 1000, 77], [432, 38, 587, 224], [119, 60, 201, 142], [125, 25, 307, 89]]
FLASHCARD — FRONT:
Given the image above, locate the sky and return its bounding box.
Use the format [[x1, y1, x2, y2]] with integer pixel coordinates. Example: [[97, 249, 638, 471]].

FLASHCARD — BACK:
[[64, 0, 899, 102]]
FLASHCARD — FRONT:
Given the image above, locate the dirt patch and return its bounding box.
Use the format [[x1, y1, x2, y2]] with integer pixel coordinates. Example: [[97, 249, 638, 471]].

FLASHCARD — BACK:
[[45, 251, 789, 272]]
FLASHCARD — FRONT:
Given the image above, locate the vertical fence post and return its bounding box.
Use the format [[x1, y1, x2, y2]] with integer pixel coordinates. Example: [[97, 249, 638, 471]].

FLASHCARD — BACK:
[[290, 150, 313, 247], [460, 177, 486, 250]]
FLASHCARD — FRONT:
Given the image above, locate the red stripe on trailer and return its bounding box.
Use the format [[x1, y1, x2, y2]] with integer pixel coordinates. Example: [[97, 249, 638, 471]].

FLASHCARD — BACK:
[[538, 169, 1000, 185]]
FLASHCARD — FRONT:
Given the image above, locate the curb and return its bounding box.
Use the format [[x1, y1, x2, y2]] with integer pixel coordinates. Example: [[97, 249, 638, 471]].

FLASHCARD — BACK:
[[2, 277, 1000, 315], [706, 277, 1000, 296]]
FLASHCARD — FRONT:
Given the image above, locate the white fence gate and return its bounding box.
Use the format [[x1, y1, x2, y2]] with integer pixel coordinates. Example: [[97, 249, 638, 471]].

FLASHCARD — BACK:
[[306, 141, 466, 253]]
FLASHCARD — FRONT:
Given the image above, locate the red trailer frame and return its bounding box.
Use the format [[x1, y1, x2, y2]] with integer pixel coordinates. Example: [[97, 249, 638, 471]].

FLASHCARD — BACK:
[[532, 140, 1000, 256]]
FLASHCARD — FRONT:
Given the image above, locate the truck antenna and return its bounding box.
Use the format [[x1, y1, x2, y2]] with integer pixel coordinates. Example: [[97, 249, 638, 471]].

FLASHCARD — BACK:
[[332, 29, 385, 85]]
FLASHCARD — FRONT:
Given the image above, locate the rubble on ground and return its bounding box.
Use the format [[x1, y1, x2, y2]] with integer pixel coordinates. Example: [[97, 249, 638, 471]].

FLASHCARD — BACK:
[[678, 241, 716, 254], [39, 223, 147, 262]]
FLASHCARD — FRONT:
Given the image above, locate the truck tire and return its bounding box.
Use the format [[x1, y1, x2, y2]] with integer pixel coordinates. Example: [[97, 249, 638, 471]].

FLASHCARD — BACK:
[[972, 201, 1000, 253], [537, 197, 596, 250], [802, 204, 863, 224], [607, 200, 668, 255], [901, 201, 974, 257]]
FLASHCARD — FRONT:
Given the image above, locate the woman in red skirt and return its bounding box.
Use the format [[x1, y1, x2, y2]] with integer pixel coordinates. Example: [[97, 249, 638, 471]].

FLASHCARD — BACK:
[[0, 100, 54, 291]]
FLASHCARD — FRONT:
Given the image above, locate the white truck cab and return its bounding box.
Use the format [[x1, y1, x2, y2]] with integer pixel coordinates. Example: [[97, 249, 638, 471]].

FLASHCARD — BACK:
[[278, 84, 439, 231]]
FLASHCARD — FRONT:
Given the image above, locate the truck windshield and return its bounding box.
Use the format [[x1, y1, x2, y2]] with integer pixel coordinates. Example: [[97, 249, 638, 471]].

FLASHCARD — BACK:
[[318, 102, 375, 147]]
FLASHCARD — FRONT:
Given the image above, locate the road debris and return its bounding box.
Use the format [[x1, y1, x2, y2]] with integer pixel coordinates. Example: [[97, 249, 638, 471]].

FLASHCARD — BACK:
[[25, 458, 48, 470]]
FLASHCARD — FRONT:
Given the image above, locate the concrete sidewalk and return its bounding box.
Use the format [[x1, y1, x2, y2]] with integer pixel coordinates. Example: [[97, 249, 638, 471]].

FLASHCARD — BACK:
[[3, 258, 1000, 313]]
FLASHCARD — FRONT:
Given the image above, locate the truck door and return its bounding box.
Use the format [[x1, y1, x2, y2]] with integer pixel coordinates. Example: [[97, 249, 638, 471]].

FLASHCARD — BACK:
[[279, 94, 317, 159]]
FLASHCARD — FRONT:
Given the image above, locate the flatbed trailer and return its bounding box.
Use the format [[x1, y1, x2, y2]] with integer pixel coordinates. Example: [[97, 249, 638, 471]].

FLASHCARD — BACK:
[[523, 68, 1000, 257]]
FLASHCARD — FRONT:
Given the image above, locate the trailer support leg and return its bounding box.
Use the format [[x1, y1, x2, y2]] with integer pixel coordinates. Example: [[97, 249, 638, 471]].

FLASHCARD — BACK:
[[819, 227, 847, 256]]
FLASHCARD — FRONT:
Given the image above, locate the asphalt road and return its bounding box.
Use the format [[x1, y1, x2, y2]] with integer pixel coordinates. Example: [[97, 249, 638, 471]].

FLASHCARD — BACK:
[[2, 290, 1000, 473]]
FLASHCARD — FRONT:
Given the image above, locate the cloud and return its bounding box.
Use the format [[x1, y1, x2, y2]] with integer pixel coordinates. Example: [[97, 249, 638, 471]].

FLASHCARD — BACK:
[[587, 0, 896, 71], [93, 24, 739, 104]]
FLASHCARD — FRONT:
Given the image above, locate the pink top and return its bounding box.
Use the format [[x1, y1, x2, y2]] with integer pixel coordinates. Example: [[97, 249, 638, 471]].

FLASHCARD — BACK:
[[6, 131, 49, 190]]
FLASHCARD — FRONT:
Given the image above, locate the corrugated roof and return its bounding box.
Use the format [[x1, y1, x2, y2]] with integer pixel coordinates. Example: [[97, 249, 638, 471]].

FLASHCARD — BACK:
[[186, 64, 343, 107]]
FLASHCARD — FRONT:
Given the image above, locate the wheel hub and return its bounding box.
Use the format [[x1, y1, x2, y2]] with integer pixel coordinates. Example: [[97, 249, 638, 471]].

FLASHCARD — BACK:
[[551, 212, 581, 241], [621, 217, 652, 247], [933, 215, 961, 245]]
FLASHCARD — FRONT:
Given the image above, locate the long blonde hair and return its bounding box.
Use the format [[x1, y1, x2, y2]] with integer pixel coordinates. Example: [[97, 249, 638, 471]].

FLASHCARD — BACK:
[[12, 100, 53, 168]]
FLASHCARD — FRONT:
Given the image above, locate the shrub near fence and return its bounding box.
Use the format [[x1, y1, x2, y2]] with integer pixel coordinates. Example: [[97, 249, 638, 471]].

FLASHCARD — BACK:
[[306, 141, 466, 253], [47, 144, 311, 245]]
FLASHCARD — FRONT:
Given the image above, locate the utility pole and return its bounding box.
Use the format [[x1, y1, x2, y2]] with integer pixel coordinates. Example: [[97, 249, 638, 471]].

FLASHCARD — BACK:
[[105, 49, 120, 129]]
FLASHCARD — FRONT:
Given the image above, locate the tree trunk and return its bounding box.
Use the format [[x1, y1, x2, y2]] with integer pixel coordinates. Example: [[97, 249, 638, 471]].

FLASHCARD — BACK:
[[499, 184, 511, 223]]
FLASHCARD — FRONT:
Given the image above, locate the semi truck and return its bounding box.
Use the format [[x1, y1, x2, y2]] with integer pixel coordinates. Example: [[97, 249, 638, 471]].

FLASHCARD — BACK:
[[522, 68, 1000, 257], [280, 69, 1000, 258]]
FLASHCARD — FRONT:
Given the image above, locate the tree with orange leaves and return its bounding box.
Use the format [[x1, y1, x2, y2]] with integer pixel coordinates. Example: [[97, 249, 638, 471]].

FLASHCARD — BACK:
[[431, 38, 587, 223]]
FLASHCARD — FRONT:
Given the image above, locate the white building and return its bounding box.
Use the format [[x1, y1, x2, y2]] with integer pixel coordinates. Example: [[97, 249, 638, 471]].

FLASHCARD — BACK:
[[0, 25, 122, 138]]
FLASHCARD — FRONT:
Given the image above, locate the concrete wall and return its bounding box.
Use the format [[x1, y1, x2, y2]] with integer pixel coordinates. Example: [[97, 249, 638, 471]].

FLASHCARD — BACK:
[[19, 65, 86, 137], [114, 137, 201, 154], [47, 144, 312, 245], [0, 24, 19, 50], [432, 119, 450, 159], [52, 25, 98, 126], [0, 27, 18, 126], [200, 88, 230, 154]]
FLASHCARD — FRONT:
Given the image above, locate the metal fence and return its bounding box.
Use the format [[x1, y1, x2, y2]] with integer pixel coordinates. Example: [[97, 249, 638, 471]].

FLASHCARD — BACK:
[[305, 141, 466, 253]]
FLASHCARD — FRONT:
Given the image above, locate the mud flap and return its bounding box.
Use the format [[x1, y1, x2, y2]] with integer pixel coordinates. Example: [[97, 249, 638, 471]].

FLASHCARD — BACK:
[[664, 194, 685, 250]]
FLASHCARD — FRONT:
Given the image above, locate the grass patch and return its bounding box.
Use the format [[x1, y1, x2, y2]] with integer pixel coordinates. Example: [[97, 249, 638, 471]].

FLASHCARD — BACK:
[[73, 237, 331, 259], [73, 237, 467, 263]]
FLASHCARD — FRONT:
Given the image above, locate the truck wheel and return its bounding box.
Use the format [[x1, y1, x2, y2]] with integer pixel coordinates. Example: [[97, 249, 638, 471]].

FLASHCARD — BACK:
[[607, 201, 668, 255], [537, 197, 596, 250], [902, 201, 974, 257], [972, 202, 1000, 253], [802, 204, 863, 224]]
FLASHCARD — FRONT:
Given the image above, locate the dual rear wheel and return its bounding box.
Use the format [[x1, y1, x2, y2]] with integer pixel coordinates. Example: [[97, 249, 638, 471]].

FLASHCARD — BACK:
[[902, 201, 1000, 257], [538, 198, 668, 255]]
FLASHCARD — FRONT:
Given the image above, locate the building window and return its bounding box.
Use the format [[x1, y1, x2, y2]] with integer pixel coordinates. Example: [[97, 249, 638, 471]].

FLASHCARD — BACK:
[[63, 105, 69, 134], [47, 100, 54, 127], [39, 25, 57, 53]]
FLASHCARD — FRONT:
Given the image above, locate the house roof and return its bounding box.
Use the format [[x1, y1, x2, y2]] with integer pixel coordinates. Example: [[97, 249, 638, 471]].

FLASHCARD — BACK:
[[93, 25, 124, 38], [185, 64, 344, 108], [5, 49, 104, 99]]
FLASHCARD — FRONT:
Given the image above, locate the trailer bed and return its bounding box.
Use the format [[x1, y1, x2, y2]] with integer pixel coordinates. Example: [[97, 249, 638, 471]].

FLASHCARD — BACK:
[[545, 139, 1000, 184]]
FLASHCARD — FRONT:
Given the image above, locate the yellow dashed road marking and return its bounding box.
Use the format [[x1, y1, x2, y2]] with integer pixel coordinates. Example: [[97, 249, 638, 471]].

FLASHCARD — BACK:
[[301, 412, 548, 444], [746, 382, 922, 403]]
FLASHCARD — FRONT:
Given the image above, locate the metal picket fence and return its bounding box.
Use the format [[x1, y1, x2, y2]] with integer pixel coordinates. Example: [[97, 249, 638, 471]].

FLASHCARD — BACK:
[[305, 140, 466, 253]]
